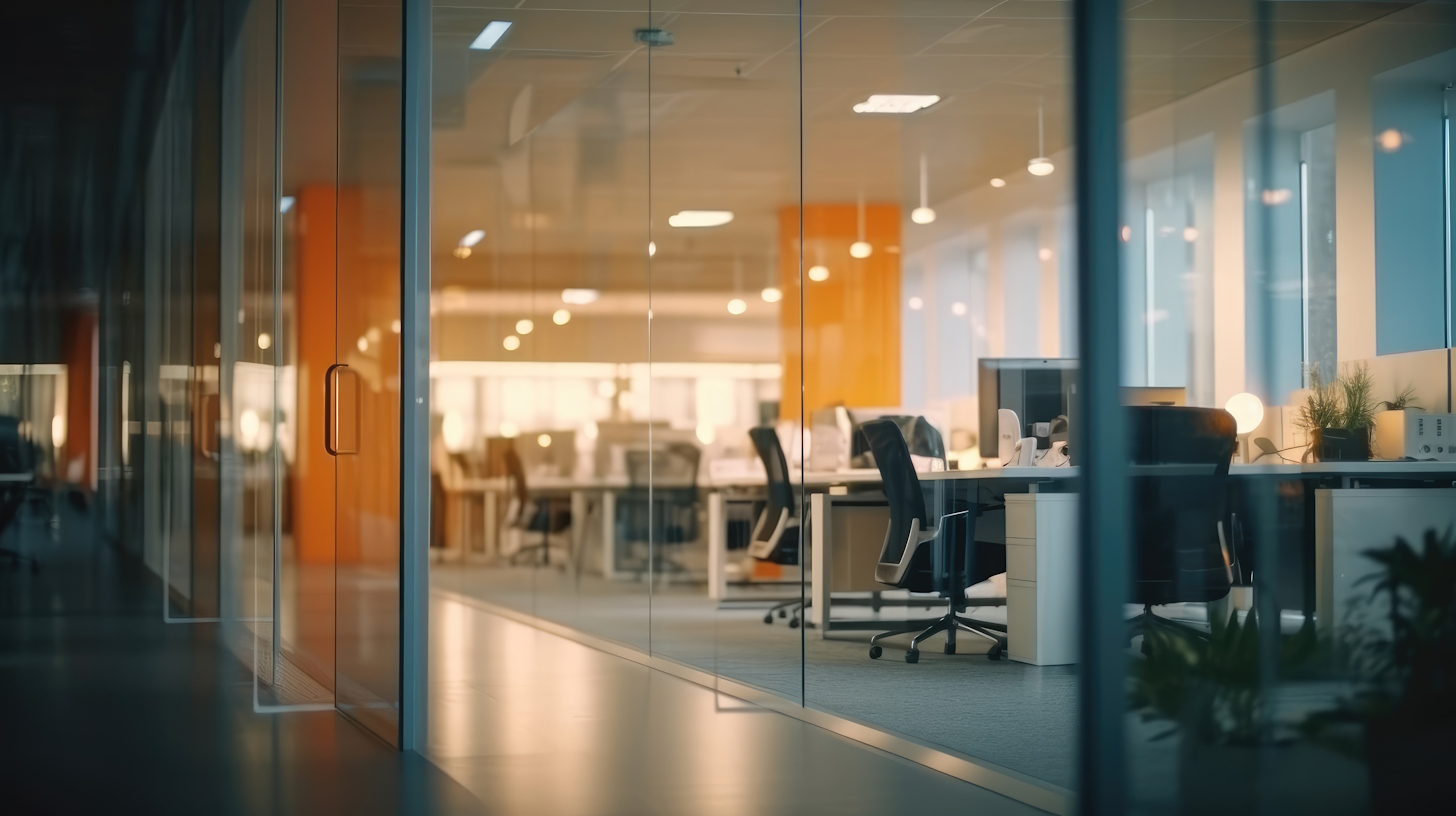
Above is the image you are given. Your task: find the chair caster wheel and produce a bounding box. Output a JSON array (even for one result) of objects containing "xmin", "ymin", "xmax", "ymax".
[
  {"xmin": 944, "ymin": 642, "xmax": 956, "ymax": 655},
  {"xmin": 763, "ymin": 614, "xmax": 774, "ymax": 625},
  {"xmin": 778, "ymin": 609, "xmax": 787, "ymax": 618},
  {"xmin": 869, "ymin": 645, "xmax": 882, "ymax": 659},
  {"xmin": 788, "ymin": 617, "xmax": 800, "ymax": 629},
  {"xmin": 905, "ymin": 650, "xmax": 920, "ymax": 664},
  {"xmin": 987, "ymin": 643, "xmax": 1003, "ymax": 661}
]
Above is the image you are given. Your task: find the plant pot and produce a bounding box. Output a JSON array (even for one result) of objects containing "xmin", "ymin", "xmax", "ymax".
[
  {"xmin": 1312, "ymin": 426, "xmax": 1369, "ymax": 461},
  {"xmin": 1365, "ymin": 715, "xmax": 1455, "ymax": 815}
]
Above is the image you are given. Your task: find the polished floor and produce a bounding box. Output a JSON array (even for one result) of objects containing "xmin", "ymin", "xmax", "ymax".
[
  {"xmin": 2, "ymin": 501, "xmax": 1043, "ymax": 815},
  {"xmin": 426, "ymin": 591, "xmax": 1046, "ymax": 815},
  {"xmin": 433, "ymin": 562, "xmax": 1080, "ymax": 789}
]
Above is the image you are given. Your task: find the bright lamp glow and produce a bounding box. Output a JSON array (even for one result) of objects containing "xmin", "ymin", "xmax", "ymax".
[
  {"xmin": 1224, "ymin": 392, "xmax": 1265, "ymax": 435},
  {"xmin": 950, "ymin": 301, "xmax": 968, "ymax": 317},
  {"xmin": 502, "ymin": 335, "xmax": 521, "ymax": 351},
  {"xmin": 356, "ymin": 336, "xmax": 368, "ymax": 352},
  {"xmin": 911, "ymin": 206, "xmax": 936, "ymax": 225},
  {"xmin": 442, "ymin": 411, "xmax": 467, "ymax": 452},
  {"xmin": 668, "ymin": 210, "xmax": 734, "ymax": 228},
  {"xmin": 499, "ymin": 421, "xmax": 519, "ymax": 439},
  {"xmin": 469, "ymin": 21, "xmax": 512, "ymax": 51},
  {"xmin": 990, "ymin": 178, "xmax": 1007, "ymax": 188},
  {"xmin": 552, "ymin": 309, "xmax": 571, "ymax": 325},
  {"xmin": 852, "ymin": 94, "xmax": 941, "ymax": 114},
  {"xmin": 257, "ymin": 333, "xmax": 272, "ymax": 350},
  {"xmin": 760, "ymin": 286, "xmax": 782, "ymax": 303},
  {"xmin": 726, "ymin": 298, "xmax": 747, "ymax": 315},
  {"xmin": 537, "ymin": 433, "xmax": 552, "ymax": 448},
  {"xmin": 1028, "ymin": 157, "xmax": 1055, "ymax": 176},
  {"xmin": 696, "ymin": 423, "xmax": 716, "ymax": 445},
  {"xmin": 1038, "ymin": 248, "xmax": 1053, "ymax": 261},
  {"xmin": 648, "ymin": 241, "xmax": 657, "ymax": 257},
  {"xmin": 461, "ymin": 229, "xmax": 486, "ymax": 248},
  {"xmin": 908, "ymin": 297, "xmax": 924, "ymax": 310},
  {"xmin": 453, "ymin": 247, "xmax": 471, "ymax": 259},
  {"xmin": 516, "ymin": 318, "xmax": 534, "ymax": 335},
  {"xmin": 850, "ymin": 241, "xmax": 872, "ymax": 259},
  {"xmin": 561, "ymin": 288, "xmax": 599, "ymax": 305},
  {"xmin": 808, "ymin": 265, "xmax": 829, "ymax": 282}
]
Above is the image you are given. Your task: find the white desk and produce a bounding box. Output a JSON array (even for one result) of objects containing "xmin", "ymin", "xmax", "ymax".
[
  {"xmin": 457, "ymin": 474, "xmax": 628, "ymax": 576},
  {"xmin": 803, "ymin": 460, "xmax": 1456, "ymax": 666}
]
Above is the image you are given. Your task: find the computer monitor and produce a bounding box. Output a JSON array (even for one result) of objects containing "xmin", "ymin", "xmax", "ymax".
[
  {"xmin": 978, "ymin": 358, "xmax": 1078, "ymax": 458},
  {"xmin": 1122, "ymin": 386, "xmax": 1187, "ymax": 407}
]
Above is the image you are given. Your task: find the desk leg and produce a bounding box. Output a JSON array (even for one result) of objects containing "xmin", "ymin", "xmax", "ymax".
[
  {"xmin": 708, "ymin": 491, "xmax": 726, "ymax": 602},
  {"xmin": 810, "ymin": 493, "xmax": 831, "ymax": 637},
  {"xmin": 601, "ymin": 490, "xmax": 617, "ymax": 580},
  {"xmin": 570, "ymin": 489, "xmax": 588, "ymax": 577},
  {"xmin": 483, "ymin": 489, "xmax": 498, "ymax": 561}
]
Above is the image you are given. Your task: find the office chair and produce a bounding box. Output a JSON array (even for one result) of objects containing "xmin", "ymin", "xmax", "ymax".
[
  {"xmin": 747, "ymin": 427, "xmax": 807, "ymax": 627},
  {"xmin": 1125, "ymin": 405, "xmax": 1239, "ymax": 650},
  {"xmin": 1, "ymin": 416, "xmax": 40, "ymax": 572},
  {"xmin": 620, "ymin": 443, "xmax": 701, "ymax": 580},
  {"xmin": 861, "ymin": 419, "xmax": 1008, "ymax": 663},
  {"xmin": 503, "ymin": 446, "xmax": 572, "ymax": 567}
]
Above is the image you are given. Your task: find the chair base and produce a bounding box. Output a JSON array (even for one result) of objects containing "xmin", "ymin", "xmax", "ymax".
[
  {"xmin": 763, "ymin": 598, "xmax": 811, "ymax": 629},
  {"xmin": 867, "ymin": 599, "xmax": 1006, "ymax": 662},
  {"xmin": 1127, "ymin": 604, "xmax": 1210, "ymax": 655}
]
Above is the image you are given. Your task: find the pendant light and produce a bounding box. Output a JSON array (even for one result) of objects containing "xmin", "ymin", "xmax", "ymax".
[
  {"xmin": 727, "ymin": 256, "xmax": 747, "ymax": 315},
  {"xmin": 1028, "ymin": 99, "xmax": 1055, "ymax": 177},
  {"xmin": 911, "ymin": 154, "xmax": 936, "ymax": 224},
  {"xmin": 850, "ymin": 192, "xmax": 873, "ymax": 258},
  {"xmin": 761, "ymin": 243, "xmax": 782, "ymax": 303}
]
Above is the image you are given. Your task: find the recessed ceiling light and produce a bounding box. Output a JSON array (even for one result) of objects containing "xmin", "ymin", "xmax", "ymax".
[
  {"xmin": 726, "ymin": 298, "xmax": 747, "ymax": 315},
  {"xmin": 460, "ymin": 229, "xmax": 486, "ymax": 247},
  {"xmin": 502, "ymin": 335, "xmax": 521, "ymax": 351},
  {"xmin": 470, "ymin": 21, "xmax": 512, "ymax": 51},
  {"xmin": 561, "ymin": 288, "xmax": 599, "ymax": 305},
  {"xmin": 850, "ymin": 241, "xmax": 872, "ymax": 259},
  {"xmin": 516, "ymin": 318, "xmax": 534, "ymax": 335},
  {"xmin": 760, "ymin": 287, "xmax": 783, "ymax": 303},
  {"xmin": 852, "ymin": 94, "xmax": 941, "ymax": 115},
  {"xmin": 990, "ymin": 178, "xmax": 1006, "ymax": 188},
  {"xmin": 668, "ymin": 210, "xmax": 734, "ymax": 228},
  {"xmin": 552, "ymin": 309, "xmax": 571, "ymax": 325},
  {"xmin": 808, "ymin": 265, "xmax": 829, "ymax": 282}
]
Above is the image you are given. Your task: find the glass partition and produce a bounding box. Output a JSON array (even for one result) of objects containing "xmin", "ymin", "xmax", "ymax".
[{"xmin": 1117, "ymin": 3, "xmax": 1456, "ymax": 813}]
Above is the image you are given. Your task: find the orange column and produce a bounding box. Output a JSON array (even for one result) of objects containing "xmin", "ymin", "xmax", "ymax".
[
  {"xmin": 292, "ymin": 184, "xmax": 337, "ymax": 564},
  {"xmin": 778, "ymin": 204, "xmax": 901, "ymax": 420}
]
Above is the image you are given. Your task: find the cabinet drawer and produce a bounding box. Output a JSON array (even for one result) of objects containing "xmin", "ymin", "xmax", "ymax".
[
  {"xmin": 1006, "ymin": 499, "xmax": 1036, "ymax": 538},
  {"xmin": 1007, "ymin": 583, "xmax": 1037, "ymax": 662},
  {"xmin": 1006, "ymin": 542, "xmax": 1036, "ymax": 582}
]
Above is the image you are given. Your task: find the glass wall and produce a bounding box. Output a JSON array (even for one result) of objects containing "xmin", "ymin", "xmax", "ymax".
[{"xmin": 426, "ymin": 0, "xmax": 1456, "ymax": 809}]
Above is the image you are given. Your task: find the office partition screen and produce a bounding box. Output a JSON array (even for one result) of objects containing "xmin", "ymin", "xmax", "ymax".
[{"xmin": 421, "ymin": 1, "xmax": 1456, "ymax": 812}]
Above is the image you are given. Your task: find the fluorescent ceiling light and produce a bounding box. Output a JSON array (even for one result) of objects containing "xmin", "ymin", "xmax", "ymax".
[
  {"xmin": 668, "ymin": 210, "xmax": 734, "ymax": 228},
  {"xmin": 852, "ymin": 94, "xmax": 940, "ymax": 115},
  {"xmin": 279, "ymin": 196, "xmax": 295, "ymax": 213},
  {"xmin": 561, "ymin": 288, "xmax": 600, "ymax": 305},
  {"xmin": 470, "ymin": 21, "xmax": 512, "ymax": 51},
  {"xmin": 460, "ymin": 229, "xmax": 486, "ymax": 247}
]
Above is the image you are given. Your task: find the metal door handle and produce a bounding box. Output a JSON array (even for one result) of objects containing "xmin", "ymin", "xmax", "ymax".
[{"xmin": 325, "ymin": 363, "xmax": 358, "ymax": 456}]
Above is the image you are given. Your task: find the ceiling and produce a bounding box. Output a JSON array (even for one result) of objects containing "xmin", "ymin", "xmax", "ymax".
[{"xmin": 430, "ymin": 0, "xmax": 1417, "ymax": 294}]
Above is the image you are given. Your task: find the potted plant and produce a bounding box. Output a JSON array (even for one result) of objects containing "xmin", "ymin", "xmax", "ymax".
[
  {"xmin": 1130, "ymin": 612, "xmax": 1322, "ymax": 813},
  {"xmin": 1311, "ymin": 529, "xmax": 1456, "ymax": 815},
  {"xmin": 1297, "ymin": 364, "xmax": 1376, "ymax": 461}
]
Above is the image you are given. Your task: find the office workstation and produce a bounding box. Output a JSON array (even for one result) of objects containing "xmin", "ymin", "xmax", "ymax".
[{"xmin": 414, "ymin": 3, "xmax": 1456, "ymax": 808}]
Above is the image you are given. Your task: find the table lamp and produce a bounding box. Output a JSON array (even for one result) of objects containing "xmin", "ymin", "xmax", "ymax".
[{"xmin": 1223, "ymin": 392, "xmax": 1264, "ymax": 463}]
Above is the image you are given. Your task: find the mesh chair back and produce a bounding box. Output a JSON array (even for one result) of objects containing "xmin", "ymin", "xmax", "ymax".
[
  {"xmin": 1127, "ymin": 406, "xmax": 1237, "ymax": 606},
  {"xmin": 852, "ymin": 414, "xmax": 945, "ymax": 468},
  {"xmin": 862, "ymin": 419, "xmax": 930, "ymax": 568},
  {"xmin": 748, "ymin": 427, "xmax": 794, "ymax": 526}
]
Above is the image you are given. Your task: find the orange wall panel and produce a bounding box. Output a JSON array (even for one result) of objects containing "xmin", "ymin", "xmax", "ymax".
[{"xmin": 778, "ymin": 204, "xmax": 901, "ymax": 419}]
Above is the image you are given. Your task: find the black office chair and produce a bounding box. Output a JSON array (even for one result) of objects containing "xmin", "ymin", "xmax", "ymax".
[
  {"xmin": 1126, "ymin": 405, "xmax": 1239, "ymax": 649},
  {"xmin": 619, "ymin": 443, "xmax": 701, "ymax": 579},
  {"xmin": 861, "ymin": 418, "xmax": 1007, "ymax": 663},
  {"xmin": 1, "ymin": 416, "xmax": 41, "ymax": 572},
  {"xmin": 503, "ymin": 445, "xmax": 572, "ymax": 567},
  {"xmin": 850, "ymin": 413, "xmax": 945, "ymax": 469},
  {"xmin": 747, "ymin": 427, "xmax": 807, "ymax": 627}
]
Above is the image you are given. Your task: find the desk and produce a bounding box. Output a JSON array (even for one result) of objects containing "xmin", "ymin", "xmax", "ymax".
[
  {"xmin": 457, "ymin": 475, "xmax": 628, "ymax": 576},
  {"xmin": 803, "ymin": 460, "xmax": 1456, "ymax": 666}
]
